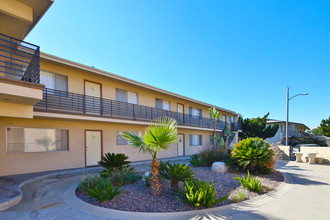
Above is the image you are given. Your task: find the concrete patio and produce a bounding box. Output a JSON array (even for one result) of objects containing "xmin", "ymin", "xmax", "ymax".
[{"xmin": 0, "ymin": 160, "xmax": 329, "ymax": 220}]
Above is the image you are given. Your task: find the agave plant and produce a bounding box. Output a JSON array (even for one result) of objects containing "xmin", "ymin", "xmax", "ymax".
[
  {"xmin": 177, "ymin": 179, "xmax": 230, "ymax": 208},
  {"xmin": 230, "ymin": 137, "xmax": 274, "ymax": 174},
  {"xmin": 159, "ymin": 163, "xmax": 194, "ymax": 189},
  {"xmin": 98, "ymin": 153, "xmax": 131, "ymax": 171},
  {"xmin": 121, "ymin": 116, "xmax": 178, "ymax": 196}
]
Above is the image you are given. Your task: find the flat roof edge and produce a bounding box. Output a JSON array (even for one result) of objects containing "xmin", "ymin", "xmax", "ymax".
[{"xmin": 40, "ymin": 52, "xmax": 241, "ymax": 116}]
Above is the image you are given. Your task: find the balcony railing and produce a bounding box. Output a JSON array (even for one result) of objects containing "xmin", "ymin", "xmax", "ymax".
[
  {"xmin": 35, "ymin": 88, "xmax": 241, "ymax": 131},
  {"xmin": 0, "ymin": 33, "xmax": 40, "ymax": 83}
]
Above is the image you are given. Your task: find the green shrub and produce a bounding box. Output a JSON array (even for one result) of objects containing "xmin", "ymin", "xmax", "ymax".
[
  {"xmin": 159, "ymin": 160, "xmax": 170, "ymax": 173},
  {"xmin": 101, "ymin": 167, "xmax": 141, "ymax": 184},
  {"xmin": 87, "ymin": 180, "xmax": 122, "ymax": 202},
  {"xmin": 229, "ymin": 137, "xmax": 274, "ymax": 174},
  {"xmin": 159, "ymin": 163, "xmax": 194, "ymax": 189},
  {"xmin": 78, "ymin": 175, "xmax": 106, "ymax": 193},
  {"xmin": 234, "ymin": 170, "xmax": 262, "ymax": 193},
  {"xmin": 199, "ymin": 147, "xmax": 229, "ymax": 167},
  {"xmin": 142, "ymin": 174, "xmax": 150, "ymax": 187},
  {"xmin": 98, "ymin": 153, "xmax": 131, "ymax": 171},
  {"xmin": 231, "ymin": 190, "xmax": 247, "ymax": 203},
  {"xmin": 177, "ymin": 179, "xmax": 230, "ymax": 208},
  {"xmin": 189, "ymin": 154, "xmax": 204, "ymax": 167}
]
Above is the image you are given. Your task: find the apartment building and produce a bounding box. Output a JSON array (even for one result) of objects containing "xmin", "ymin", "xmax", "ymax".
[{"xmin": 0, "ymin": 0, "xmax": 240, "ymax": 176}]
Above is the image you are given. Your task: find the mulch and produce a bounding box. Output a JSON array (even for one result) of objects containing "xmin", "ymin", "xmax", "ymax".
[{"xmin": 75, "ymin": 167, "xmax": 284, "ymax": 212}]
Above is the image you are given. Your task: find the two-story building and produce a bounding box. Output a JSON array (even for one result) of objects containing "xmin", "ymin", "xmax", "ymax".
[
  {"xmin": 0, "ymin": 0, "xmax": 240, "ymax": 176},
  {"xmin": 265, "ymin": 119, "xmax": 310, "ymax": 145}
]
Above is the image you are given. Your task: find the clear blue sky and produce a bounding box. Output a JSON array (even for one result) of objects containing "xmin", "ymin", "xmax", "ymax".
[{"xmin": 26, "ymin": 0, "xmax": 330, "ymax": 129}]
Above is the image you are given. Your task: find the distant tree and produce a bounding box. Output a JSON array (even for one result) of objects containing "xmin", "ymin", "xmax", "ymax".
[
  {"xmin": 320, "ymin": 117, "xmax": 330, "ymax": 137},
  {"xmin": 238, "ymin": 113, "xmax": 279, "ymax": 140},
  {"xmin": 309, "ymin": 126, "xmax": 322, "ymax": 136}
]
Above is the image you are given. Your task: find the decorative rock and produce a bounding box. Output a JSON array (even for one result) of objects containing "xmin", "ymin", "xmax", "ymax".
[
  {"xmin": 211, "ymin": 162, "xmax": 228, "ymax": 173},
  {"xmin": 142, "ymin": 171, "xmax": 151, "ymax": 181}
]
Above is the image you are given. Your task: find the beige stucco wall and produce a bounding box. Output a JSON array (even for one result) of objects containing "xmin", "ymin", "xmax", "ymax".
[
  {"xmin": 0, "ymin": 101, "xmax": 33, "ymax": 118},
  {"xmin": 0, "ymin": 117, "xmax": 212, "ymax": 176},
  {"xmin": 40, "ymin": 59, "xmax": 237, "ymax": 121},
  {"xmin": 300, "ymin": 146, "xmax": 330, "ymax": 164}
]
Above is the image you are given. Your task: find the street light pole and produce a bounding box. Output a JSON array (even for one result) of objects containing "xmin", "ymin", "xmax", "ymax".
[
  {"xmin": 286, "ymin": 87, "xmax": 309, "ymax": 160},
  {"xmin": 286, "ymin": 87, "xmax": 289, "ymax": 146}
]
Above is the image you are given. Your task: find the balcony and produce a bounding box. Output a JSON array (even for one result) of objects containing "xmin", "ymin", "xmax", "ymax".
[
  {"xmin": 0, "ymin": 33, "xmax": 40, "ymax": 83},
  {"xmin": 35, "ymin": 88, "xmax": 241, "ymax": 131},
  {"xmin": 0, "ymin": 33, "xmax": 43, "ymax": 118}
]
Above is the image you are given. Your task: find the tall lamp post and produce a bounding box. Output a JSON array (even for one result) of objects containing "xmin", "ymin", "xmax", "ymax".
[{"xmin": 286, "ymin": 87, "xmax": 309, "ymax": 160}]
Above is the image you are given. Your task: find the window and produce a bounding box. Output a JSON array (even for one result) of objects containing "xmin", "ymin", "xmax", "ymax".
[
  {"xmin": 6, "ymin": 127, "xmax": 69, "ymax": 153},
  {"xmin": 228, "ymin": 116, "xmax": 234, "ymax": 123},
  {"xmin": 40, "ymin": 70, "xmax": 68, "ymax": 91},
  {"xmin": 189, "ymin": 134, "xmax": 202, "ymax": 146},
  {"xmin": 189, "ymin": 107, "xmax": 202, "ymax": 119},
  {"xmin": 116, "ymin": 89, "xmax": 138, "ymax": 104},
  {"xmin": 116, "ymin": 131, "xmax": 128, "ymax": 145},
  {"xmin": 155, "ymin": 98, "xmax": 170, "ymax": 110}
]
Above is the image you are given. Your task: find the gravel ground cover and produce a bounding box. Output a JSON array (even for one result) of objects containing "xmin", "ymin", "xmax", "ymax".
[{"xmin": 76, "ymin": 167, "xmax": 283, "ymax": 212}]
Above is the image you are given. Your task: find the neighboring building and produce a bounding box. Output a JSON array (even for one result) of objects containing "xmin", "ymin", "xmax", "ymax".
[
  {"xmin": 0, "ymin": 0, "xmax": 240, "ymax": 176},
  {"xmin": 265, "ymin": 119, "xmax": 310, "ymax": 145}
]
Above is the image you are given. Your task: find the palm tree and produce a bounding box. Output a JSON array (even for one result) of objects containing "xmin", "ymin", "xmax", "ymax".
[
  {"xmin": 121, "ymin": 116, "xmax": 178, "ymax": 196},
  {"xmin": 209, "ymin": 106, "xmax": 223, "ymax": 148}
]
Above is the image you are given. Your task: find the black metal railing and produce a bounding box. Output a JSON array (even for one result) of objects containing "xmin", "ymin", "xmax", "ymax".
[
  {"xmin": 0, "ymin": 33, "xmax": 40, "ymax": 83},
  {"xmin": 35, "ymin": 88, "xmax": 241, "ymax": 131}
]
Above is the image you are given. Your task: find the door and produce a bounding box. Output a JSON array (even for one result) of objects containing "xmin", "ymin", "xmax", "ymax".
[
  {"xmin": 84, "ymin": 81, "xmax": 102, "ymax": 114},
  {"xmin": 85, "ymin": 130, "xmax": 102, "ymax": 166},
  {"xmin": 178, "ymin": 134, "xmax": 184, "ymax": 156},
  {"xmin": 177, "ymin": 103, "xmax": 184, "ymax": 124}
]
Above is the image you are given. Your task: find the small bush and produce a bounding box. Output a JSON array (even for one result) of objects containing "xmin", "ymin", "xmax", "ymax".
[
  {"xmin": 189, "ymin": 154, "xmax": 204, "ymax": 167},
  {"xmin": 101, "ymin": 167, "xmax": 141, "ymax": 184},
  {"xmin": 199, "ymin": 147, "xmax": 229, "ymax": 167},
  {"xmin": 231, "ymin": 190, "xmax": 247, "ymax": 203},
  {"xmin": 98, "ymin": 153, "xmax": 131, "ymax": 171},
  {"xmin": 229, "ymin": 138, "xmax": 274, "ymax": 174},
  {"xmin": 177, "ymin": 179, "xmax": 230, "ymax": 208},
  {"xmin": 159, "ymin": 163, "xmax": 194, "ymax": 189},
  {"xmin": 142, "ymin": 174, "xmax": 150, "ymax": 187},
  {"xmin": 234, "ymin": 170, "xmax": 262, "ymax": 193},
  {"xmin": 87, "ymin": 180, "xmax": 122, "ymax": 202},
  {"xmin": 78, "ymin": 175, "xmax": 106, "ymax": 193},
  {"xmin": 159, "ymin": 160, "xmax": 170, "ymax": 173}
]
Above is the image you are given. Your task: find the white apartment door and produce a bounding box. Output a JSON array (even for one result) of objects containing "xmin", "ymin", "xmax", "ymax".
[
  {"xmin": 84, "ymin": 81, "xmax": 102, "ymax": 114},
  {"xmin": 177, "ymin": 103, "xmax": 184, "ymax": 124},
  {"xmin": 178, "ymin": 134, "xmax": 184, "ymax": 156},
  {"xmin": 85, "ymin": 130, "xmax": 102, "ymax": 166}
]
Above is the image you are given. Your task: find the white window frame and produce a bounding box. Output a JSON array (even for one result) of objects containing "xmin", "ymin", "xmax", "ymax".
[{"xmin": 116, "ymin": 88, "xmax": 138, "ymax": 104}]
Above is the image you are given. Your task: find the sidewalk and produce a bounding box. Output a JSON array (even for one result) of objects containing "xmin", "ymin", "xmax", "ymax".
[{"xmin": 0, "ymin": 160, "xmax": 329, "ymax": 219}]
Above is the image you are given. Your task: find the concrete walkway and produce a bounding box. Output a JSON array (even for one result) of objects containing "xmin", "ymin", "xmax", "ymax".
[{"xmin": 0, "ymin": 161, "xmax": 329, "ymax": 220}]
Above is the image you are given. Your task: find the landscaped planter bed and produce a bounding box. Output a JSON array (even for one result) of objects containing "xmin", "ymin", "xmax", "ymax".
[{"xmin": 75, "ymin": 167, "xmax": 283, "ymax": 212}]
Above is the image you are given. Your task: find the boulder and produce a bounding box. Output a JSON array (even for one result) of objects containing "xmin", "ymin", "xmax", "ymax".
[
  {"xmin": 142, "ymin": 171, "xmax": 151, "ymax": 181},
  {"xmin": 211, "ymin": 162, "xmax": 228, "ymax": 173}
]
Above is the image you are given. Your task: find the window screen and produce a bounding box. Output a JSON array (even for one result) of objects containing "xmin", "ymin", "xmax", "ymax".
[
  {"xmin": 116, "ymin": 132, "xmax": 128, "ymax": 145},
  {"xmin": 40, "ymin": 70, "xmax": 68, "ymax": 91},
  {"xmin": 7, "ymin": 128, "xmax": 69, "ymax": 153},
  {"xmin": 155, "ymin": 98, "xmax": 170, "ymax": 110},
  {"xmin": 116, "ymin": 89, "xmax": 138, "ymax": 104},
  {"xmin": 189, "ymin": 135, "xmax": 202, "ymax": 146},
  {"xmin": 189, "ymin": 107, "xmax": 202, "ymax": 119}
]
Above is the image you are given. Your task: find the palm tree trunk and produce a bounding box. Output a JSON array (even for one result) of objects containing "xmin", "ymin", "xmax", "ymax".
[{"xmin": 150, "ymin": 157, "xmax": 162, "ymax": 196}]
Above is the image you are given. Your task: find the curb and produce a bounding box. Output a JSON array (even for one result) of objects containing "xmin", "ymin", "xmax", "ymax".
[
  {"xmin": 0, "ymin": 157, "xmax": 189, "ymax": 211},
  {"xmin": 0, "ymin": 167, "xmax": 100, "ymax": 211},
  {"xmin": 62, "ymin": 169, "xmax": 294, "ymax": 219}
]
